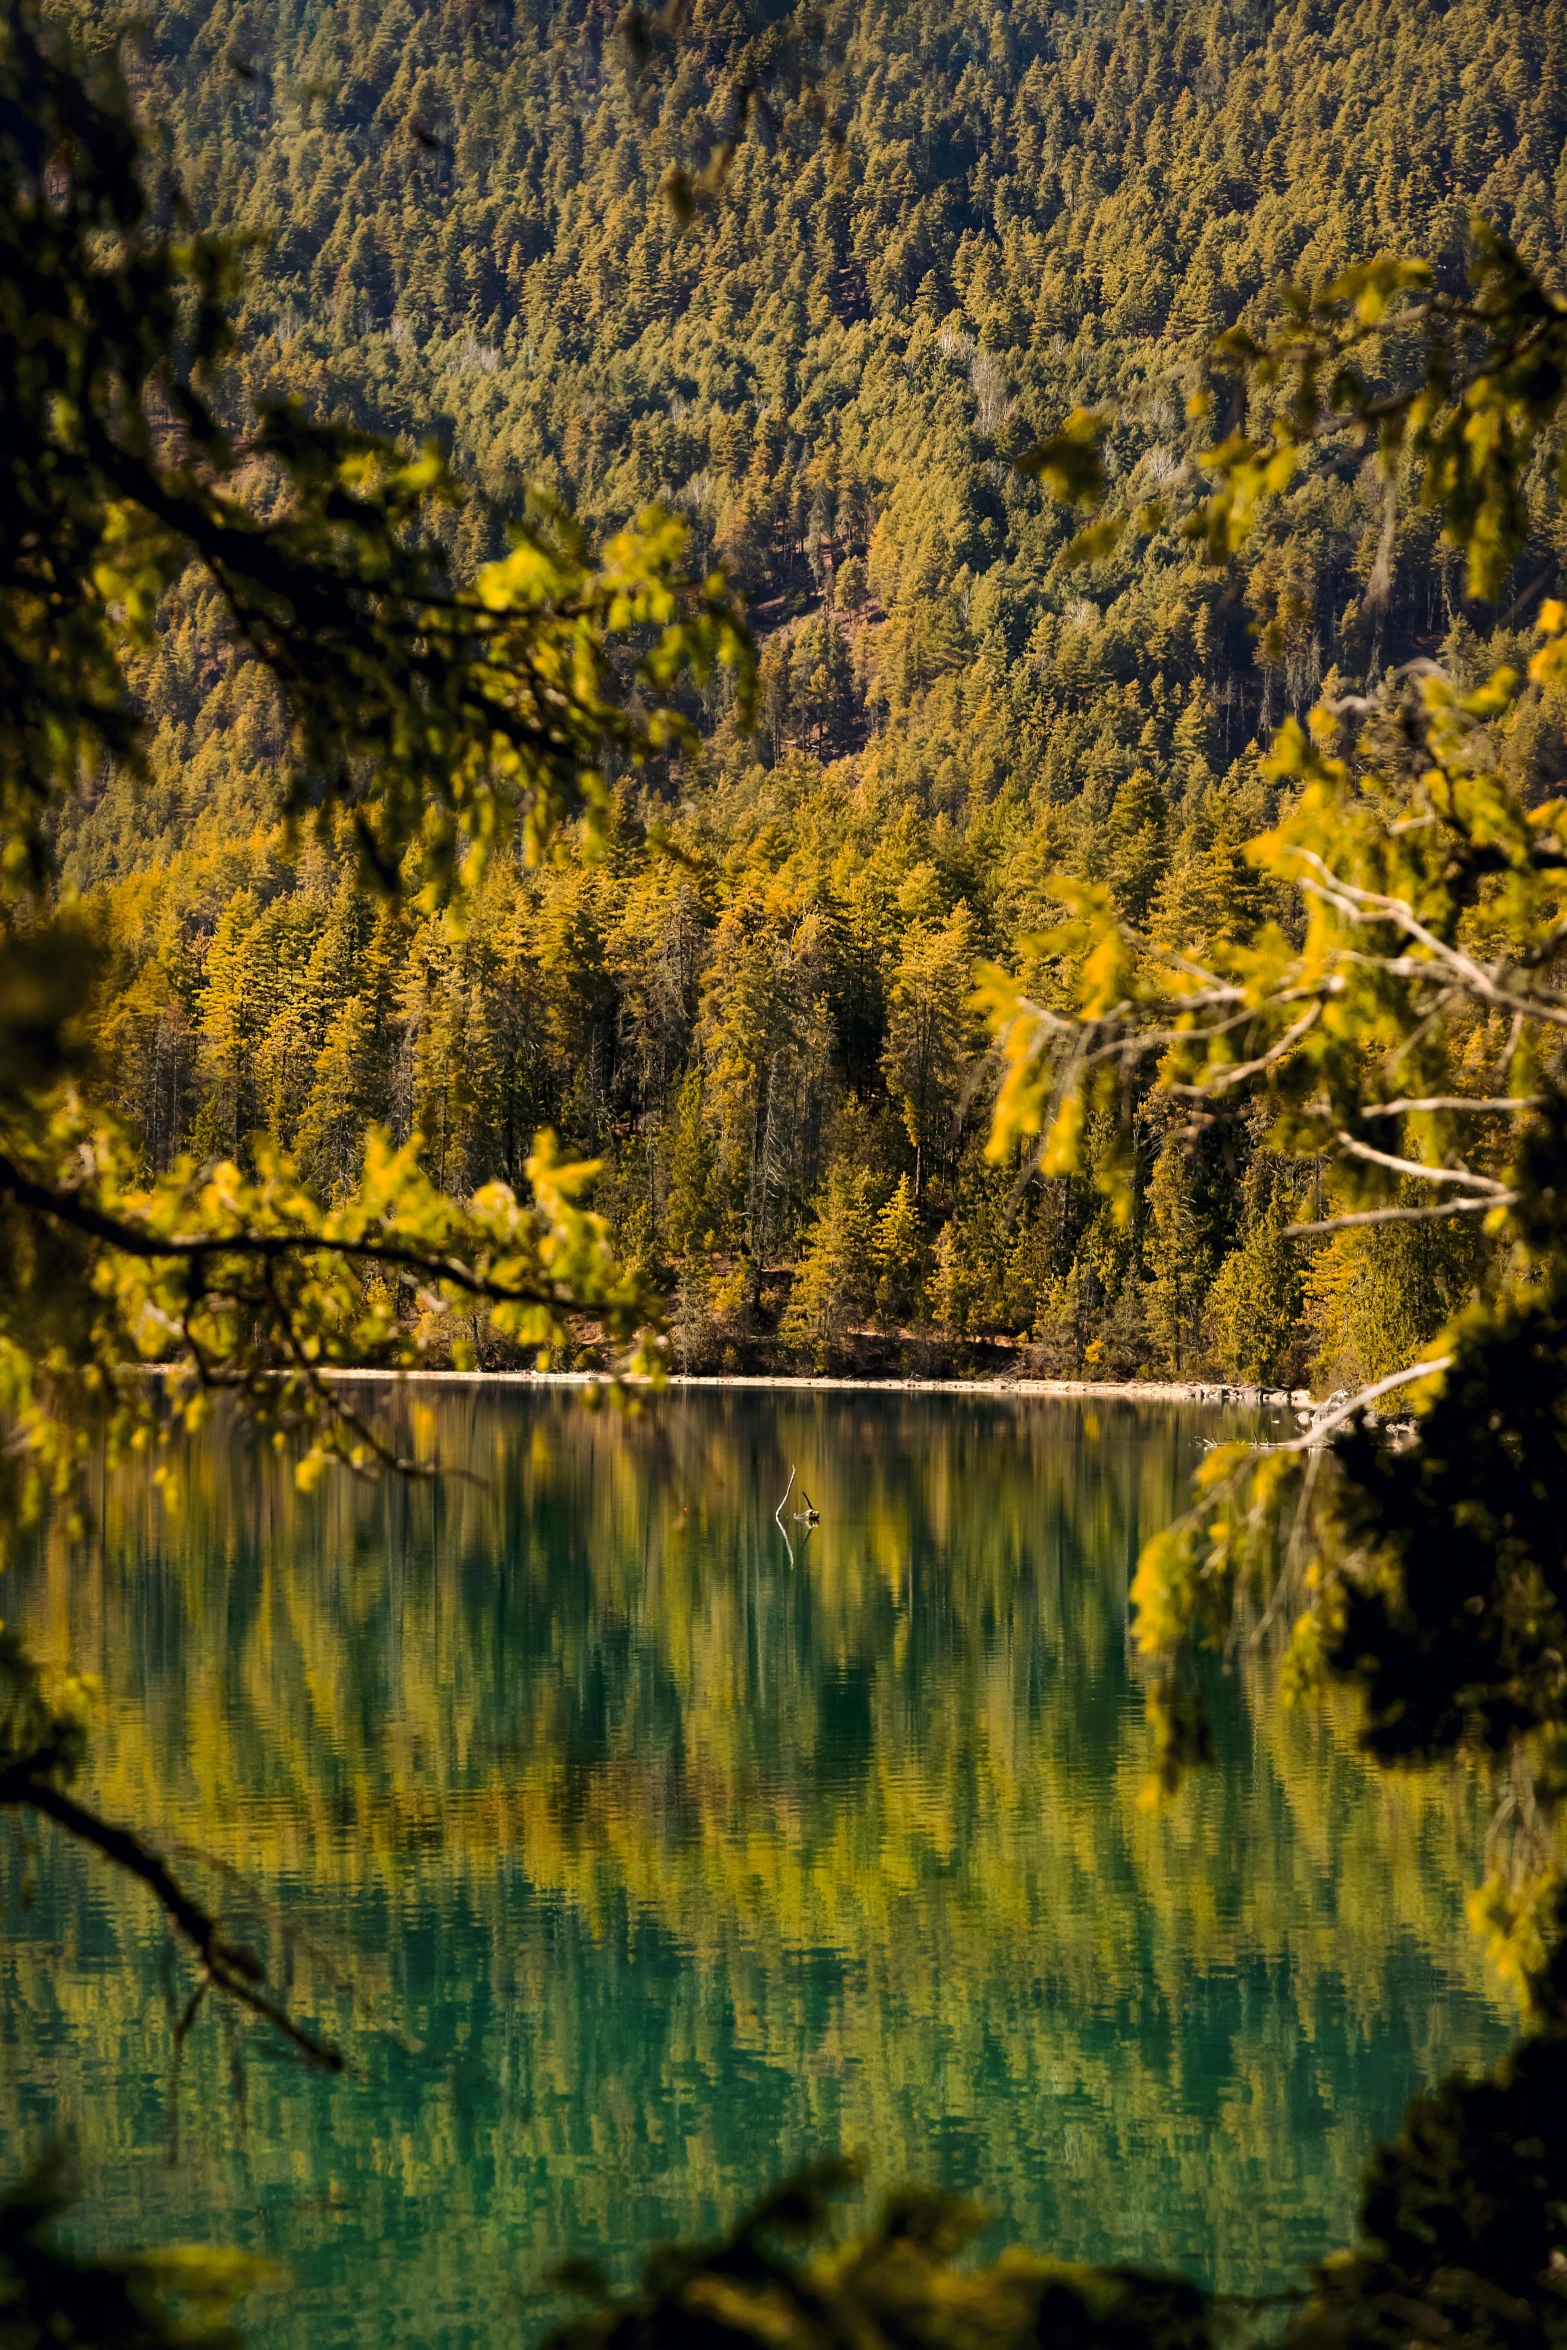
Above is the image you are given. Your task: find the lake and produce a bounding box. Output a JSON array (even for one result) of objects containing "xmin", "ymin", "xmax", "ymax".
[{"xmin": 0, "ymin": 1386, "xmax": 1510, "ymax": 2347}]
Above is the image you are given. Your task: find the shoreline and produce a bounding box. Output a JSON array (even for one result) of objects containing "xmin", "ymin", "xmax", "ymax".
[{"xmin": 313, "ymin": 1367, "xmax": 1310, "ymax": 1409}]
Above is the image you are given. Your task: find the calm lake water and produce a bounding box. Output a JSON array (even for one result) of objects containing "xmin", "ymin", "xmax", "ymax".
[{"xmin": 0, "ymin": 1387, "xmax": 1510, "ymax": 2346}]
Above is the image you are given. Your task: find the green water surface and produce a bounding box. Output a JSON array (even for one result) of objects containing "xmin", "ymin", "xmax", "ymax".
[{"xmin": 0, "ymin": 1388, "xmax": 1511, "ymax": 2345}]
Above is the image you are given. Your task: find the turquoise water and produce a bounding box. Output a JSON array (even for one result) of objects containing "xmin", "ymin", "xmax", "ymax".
[{"xmin": 0, "ymin": 1388, "xmax": 1510, "ymax": 2346}]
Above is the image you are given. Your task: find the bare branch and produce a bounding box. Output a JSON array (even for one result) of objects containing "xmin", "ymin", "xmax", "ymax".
[
  {"xmin": 1170, "ymin": 1002, "xmax": 1324, "ymax": 1100},
  {"xmin": 1334, "ymin": 1133, "xmax": 1511, "ymax": 1193},
  {"xmin": 1149, "ymin": 947, "xmax": 1243, "ymax": 997},
  {"xmin": 1360, "ymin": 1096, "xmax": 1544, "ymax": 1117},
  {"xmin": 1290, "ymin": 854, "xmax": 1567, "ymax": 1028},
  {"xmin": 2, "ymin": 1771, "xmax": 343, "ymax": 2071},
  {"xmin": 1287, "ymin": 1194, "xmax": 1512, "ymax": 1237},
  {"xmin": 1258, "ymin": 1357, "xmax": 1455, "ymax": 1453}
]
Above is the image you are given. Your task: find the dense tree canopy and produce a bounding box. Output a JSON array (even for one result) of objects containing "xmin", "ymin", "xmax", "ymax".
[
  {"xmin": 10, "ymin": 1, "xmax": 1567, "ymax": 2347},
  {"xmin": 43, "ymin": 0, "xmax": 1567, "ymax": 1388}
]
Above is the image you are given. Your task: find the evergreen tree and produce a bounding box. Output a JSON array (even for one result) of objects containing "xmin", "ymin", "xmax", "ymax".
[
  {"xmin": 1206, "ymin": 1156, "xmax": 1308, "ymax": 1390},
  {"xmin": 1145, "ymin": 1141, "xmax": 1214, "ymax": 1380},
  {"xmin": 882, "ymin": 905, "xmax": 977, "ymax": 1195},
  {"xmin": 665, "ymin": 1065, "xmax": 715, "ymax": 1260},
  {"xmin": 782, "ymin": 1159, "xmax": 875, "ymax": 1365},
  {"xmin": 872, "ymin": 1172, "xmax": 922, "ymax": 1324}
]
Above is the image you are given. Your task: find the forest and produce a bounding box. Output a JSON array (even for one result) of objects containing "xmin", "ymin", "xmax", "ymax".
[
  {"xmin": 8, "ymin": 1, "xmax": 1567, "ymax": 2348},
  {"xmin": 49, "ymin": 0, "xmax": 1567, "ymax": 1389}
]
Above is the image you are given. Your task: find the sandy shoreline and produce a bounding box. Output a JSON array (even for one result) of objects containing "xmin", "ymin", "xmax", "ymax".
[{"xmin": 314, "ymin": 1366, "xmax": 1310, "ymax": 1410}]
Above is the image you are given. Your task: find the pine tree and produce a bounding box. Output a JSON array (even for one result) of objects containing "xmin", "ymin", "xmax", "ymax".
[
  {"xmin": 872, "ymin": 1172, "xmax": 923, "ymax": 1323},
  {"xmin": 191, "ymin": 889, "xmax": 262, "ymax": 1160},
  {"xmin": 665, "ymin": 1066, "xmax": 715, "ymax": 1260},
  {"xmin": 925, "ymin": 1219, "xmax": 973, "ymax": 1337},
  {"xmin": 782, "ymin": 1159, "xmax": 875, "ymax": 1366},
  {"xmin": 882, "ymin": 905, "xmax": 976, "ymax": 1194},
  {"xmin": 295, "ymin": 993, "xmax": 380, "ymax": 1201},
  {"xmin": 1206, "ymin": 1157, "xmax": 1308, "ymax": 1389},
  {"xmin": 1144, "ymin": 1140, "xmax": 1213, "ymax": 1379}
]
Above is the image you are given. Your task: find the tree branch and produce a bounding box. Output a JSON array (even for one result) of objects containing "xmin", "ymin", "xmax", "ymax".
[
  {"xmin": 1, "ymin": 1771, "xmax": 343, "ymax": 2071},
  {"xmin": 1170, "ymin": 1002, "xmax": 1324, "ymax": 1099},
  {"xmin": 1291, "ymin": 854, "xmax": 1567, "ymax": 1028},
  {"xmin": 0, "ymin": 1150, "xmax": 570, "ymax": 1311},
  {"xmin": 1334, "ymin": 1133, "xmax": 1511, "ymax": 1193},
  {"xmin": 1287, "ymin": 1194, "xmax": 1511, "ymax": 1236},
  {"xmin": 1359, "ymin": 1096, "xmax": 1544, "ymax": 1117},
  {"xmin": 1259, "ymin": 1357, "xmax": 1455, "ymax": 1453}
]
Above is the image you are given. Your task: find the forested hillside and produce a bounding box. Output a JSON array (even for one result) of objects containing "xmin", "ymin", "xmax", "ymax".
[{"xmin": 59, "ymin": 0, "xmax": 1567, "ymax": 1385}]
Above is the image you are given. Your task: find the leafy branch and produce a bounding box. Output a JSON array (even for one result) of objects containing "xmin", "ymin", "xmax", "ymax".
[
  {"xmin": 984, "ymin": 466, "xmax": 1567, "ymax": 1893},
  {"xmin": 0, "ymin": 1109, "xmax": 661, "ymax": 1510},
  {"xmin": 0, "ymin": 0, "xmax": 754, "ymax": 902},
  {"xmin": 1018, "ymin": 227, "xmax": 1567, "ymax": 605}
]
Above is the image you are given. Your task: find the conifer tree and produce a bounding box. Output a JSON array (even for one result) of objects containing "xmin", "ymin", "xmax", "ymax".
[
  {"xmin": 1144, "ymin": 1141, "xmax": 1213, "ymax": 1380},
  {"xmin": 665, "ymin": 1065, "xmax": 715, "ymax": 1261},
  {"xmin": 872, "ymin": 1172, "xmax": 922, "ymax": 1324},
  {"xmin": 882, "ymin": 906, "xmax": 976, "ymax": 1195},
  {"xmin": 1205, "ymin": 1156, "xmax": 1307, "ymax": 1389},
  {"xmin": 782, "ymin": 1159, "xmax": 874, "ymax": 1366}
]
